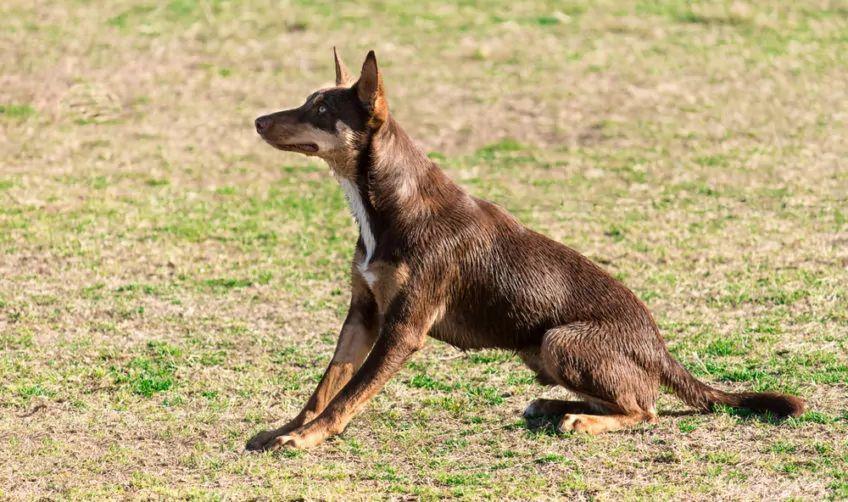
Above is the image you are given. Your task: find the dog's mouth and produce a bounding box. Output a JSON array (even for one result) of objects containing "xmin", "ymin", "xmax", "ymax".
[{"xmin": 270, "ymin": 142, "xmax": 319, "ymax": 153}]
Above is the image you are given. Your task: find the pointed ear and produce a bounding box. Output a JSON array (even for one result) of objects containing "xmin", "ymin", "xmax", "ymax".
[
  {"xmin": 355, "ymin": 50, "xmax": 388, "ymax": 124},
  {"xmin": 333, "ymin": 46, "xmax": 351, "ymax": 86}
]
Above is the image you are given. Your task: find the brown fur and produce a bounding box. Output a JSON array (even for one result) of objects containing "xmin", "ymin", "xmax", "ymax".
[
  {"xmin": 246, "ymin": 49, "xmax": 806, "ymax": 451},
  {"xmin": 365, "ymin": 259, "xmax": 410, "ymax": 313}
]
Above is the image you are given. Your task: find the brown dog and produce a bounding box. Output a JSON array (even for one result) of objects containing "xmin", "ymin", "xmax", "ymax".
[{"xmin": 246, "ymin": 49, "xmax": 805, "ymax": 451}]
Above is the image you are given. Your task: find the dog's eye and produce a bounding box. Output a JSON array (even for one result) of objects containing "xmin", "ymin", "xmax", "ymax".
[{"xmin": 318, "ymin": 105, "xmax": 327, "ymax": 114}]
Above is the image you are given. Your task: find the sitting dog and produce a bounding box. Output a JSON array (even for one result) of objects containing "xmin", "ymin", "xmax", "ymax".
[{"xmin": 246, "ymin": 48, "xmax": 805, "ymax": 451}]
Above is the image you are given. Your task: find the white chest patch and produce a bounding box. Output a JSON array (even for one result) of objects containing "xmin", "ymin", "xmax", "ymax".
[{"xmin": 338, "ymin": 178, "xmax": 377, "ymax": 288}]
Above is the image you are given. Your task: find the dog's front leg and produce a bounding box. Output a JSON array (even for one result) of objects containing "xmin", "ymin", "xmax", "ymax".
[
  {"xmin": 246, "ymin": 281, "xmax": 378, "ymax": 451},
  {"xmin": 267, "ymin": 297, "xmax": 436, "ymax": 450}
]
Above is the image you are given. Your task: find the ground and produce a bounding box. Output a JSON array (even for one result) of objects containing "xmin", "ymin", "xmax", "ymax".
[{"xmin": 1, "ymin": 0, "xmax": 847, "ymax": 499}]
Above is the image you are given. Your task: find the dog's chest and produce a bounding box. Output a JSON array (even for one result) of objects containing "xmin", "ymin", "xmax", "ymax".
[
  {"xmin": 339, "ymin": 178, "xmax": 407, "ymax": 307},
  {"xmin": 339, "ymin": 178, "xmax": 377, "ymax": 284}
]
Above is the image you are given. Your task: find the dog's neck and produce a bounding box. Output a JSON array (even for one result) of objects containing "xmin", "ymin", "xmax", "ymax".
[
  {"xmin": 367, "ymin": 117, "xmax": 432, "ymax": 207},
  {"xmin": 328, "ymin": 116, "xmax": 466, "ymax": 259}
]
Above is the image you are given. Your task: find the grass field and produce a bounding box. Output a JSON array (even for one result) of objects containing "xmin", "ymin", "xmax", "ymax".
[{"xmin": 1, "ymin": 0, "xmax": 847, "ymax": 499}]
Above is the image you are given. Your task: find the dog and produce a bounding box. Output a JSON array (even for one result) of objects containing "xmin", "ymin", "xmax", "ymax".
[{"xmin": 246, "ymin": 48, "xmax": 805, "ymax": 451}]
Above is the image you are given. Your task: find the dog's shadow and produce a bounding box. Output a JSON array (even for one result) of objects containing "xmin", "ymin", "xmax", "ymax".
[
  {"xmin": 521, "ymin": 415, "xmax": 659, "ymax": 437},
  {"xmin": 518, "ymin": 408, "xmax": 786, "ymax": 436},
  {"xmin": 521, "ymin": 416, "xmax": 562, "ymax": 436}
]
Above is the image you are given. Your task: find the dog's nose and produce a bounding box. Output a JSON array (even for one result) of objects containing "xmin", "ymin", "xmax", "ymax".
[{"xmin": 255, "ymin": 116, "xmax": 271, "ymax": 133}]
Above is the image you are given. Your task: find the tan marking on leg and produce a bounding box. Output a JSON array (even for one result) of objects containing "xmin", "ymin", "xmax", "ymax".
[
  {"xmin": 301, "ymin": 320, "xmax": 378, "ymax": 420},
  {"xmin": 350, "ymin": 257, "xmax": 372, "ymax": 298},
  {"xmin": 246, "ymin": 321, "xmax": 376, "ymax": 451},
  {"xmin": 293, "ymin": 301, "xmax": 439, "ymax": 447},
  {"xmin": 270, "ymin": 422, "xmax": 332, "ymax": 450},
  {"xmin": 245, "ymin": 276, "xmax": 378, "ymax": 452},
  {"xmin": 558, "ymin": 412, "xmax": 649, "ymax": 435},
  {"xmin": 365, "ymin": 261, "xmax": 410, "ymax": 313},
  {"xmin": 301, "ymin": 362, "xmax": 354, "ymax": 421}
]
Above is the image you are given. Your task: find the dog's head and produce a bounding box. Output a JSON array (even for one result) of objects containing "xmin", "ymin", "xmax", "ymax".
[{"xmin": 255, "ymin": 48, "xmax": 388, "ymax": 175}]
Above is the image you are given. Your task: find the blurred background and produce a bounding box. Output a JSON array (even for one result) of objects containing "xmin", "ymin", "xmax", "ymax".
[{"xmin": 1, "ymin": 1, "xmax": 846, "ymax": 499}]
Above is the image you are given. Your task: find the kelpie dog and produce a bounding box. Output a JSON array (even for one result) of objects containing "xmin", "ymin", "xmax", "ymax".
[{"xmin": 246, "ymin": 49, "xmax": 805, "ymax": 451}]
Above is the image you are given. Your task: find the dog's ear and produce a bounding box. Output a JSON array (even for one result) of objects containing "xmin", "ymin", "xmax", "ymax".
[
  {"xmin": 333, "ymin": 46, "xmax": 351, "ymax": 86},
  {"xmin": 355, "ymin": 50, "xmax": 388, "ymax": 125}
]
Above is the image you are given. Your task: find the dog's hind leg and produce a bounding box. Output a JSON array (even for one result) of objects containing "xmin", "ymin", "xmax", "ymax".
[
  {"xmin": 558, "ymin": 409, "xmax": 655, "ymax": 435},
  {"xmin": 537, "ymin": 323, "xmax": 660, "ymax": 435},
  {"xmin": 518, "ymin": 347, "xmax": 558, "ymax": 386},
  {"xmin": 519, "ymin": 347, "xmax": 603, "ymax": 419},
  {"xmin": 555, "ymin": 391, "xmax": 658, "ymax": 434},
  {"xmin": 522, "ymin": 398, "xmax": 598, "ymax": 418}
]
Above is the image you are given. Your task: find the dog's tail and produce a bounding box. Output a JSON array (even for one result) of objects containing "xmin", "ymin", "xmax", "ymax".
[{"xmin": 660, "ymin": 350, "xmax": 806, "ymax": 417}]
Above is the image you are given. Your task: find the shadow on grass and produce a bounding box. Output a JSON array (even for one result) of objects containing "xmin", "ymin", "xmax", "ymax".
[
  {"xmin": 519, "ymin": 415, "xmax": 659, "ymax": 438},
  {"xmin": 516, "ymin": 406, "xmax": 835, "ymax": 436},
  {"xmin": 717, "ymin": 406, "xmax": 838, "ymax": 426},
  {"xmin": 521, "ymin": 416, "xmax": 561, "ymax": 436}
]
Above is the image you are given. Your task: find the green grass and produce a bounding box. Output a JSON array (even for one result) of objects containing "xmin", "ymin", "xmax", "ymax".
[
  {"xmin": 0, "ymin": 103, "xmax": 35, "ymax": 119},
  {"xmin": 1, "ymin": 0, "xmax": 846, "ymax": 499}
]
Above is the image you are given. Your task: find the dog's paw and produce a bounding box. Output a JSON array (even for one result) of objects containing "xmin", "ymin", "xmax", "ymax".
[
  {"xmin": 245, "ymin": 429, "xmax": 281, "ymax": 452},
  {"xmin": 270, "ymin": 435, "xmax": 300, "ymax": 450},
  {"xmin": 557, "ymin": 414, "xmax": 589, "ymax": 434}
]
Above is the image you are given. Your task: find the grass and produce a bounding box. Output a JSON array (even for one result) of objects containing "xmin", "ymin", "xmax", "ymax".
[{"xmin": 1, "ymin": 0, "xmax": 847, "ymax": 499}]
